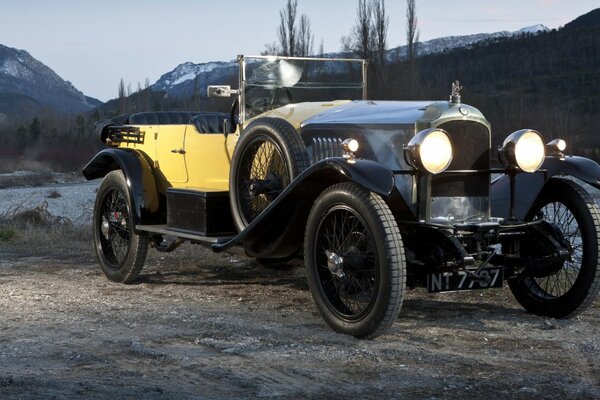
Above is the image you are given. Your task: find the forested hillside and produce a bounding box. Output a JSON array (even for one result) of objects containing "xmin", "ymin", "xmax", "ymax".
[{"xmin": 383, "ymin": 11, "xmax": 600, "ymax": 157}]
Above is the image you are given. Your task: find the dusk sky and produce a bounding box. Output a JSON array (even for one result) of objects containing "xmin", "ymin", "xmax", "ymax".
[{"xmin": 0, "ymin": 0, "xmax": 597, "ymax": 101}]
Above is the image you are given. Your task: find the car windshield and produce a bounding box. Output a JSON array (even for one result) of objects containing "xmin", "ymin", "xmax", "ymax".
[{"xmin": 241, "ymin": 56, "xmax": 365, "ymax": 121}]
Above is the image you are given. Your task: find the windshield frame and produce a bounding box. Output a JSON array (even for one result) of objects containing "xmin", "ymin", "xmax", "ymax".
[{"xmin": 237, "ymin": 55, "xmax": 367, "ymax": 125}]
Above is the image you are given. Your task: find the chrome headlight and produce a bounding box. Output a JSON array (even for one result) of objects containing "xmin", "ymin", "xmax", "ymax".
[
  {"xmin": 405, "ymin": 129, "xmax": 453, "ymax": 174},
  {"xmin": 340, "ymin": 138, "xmax": 359, "ymax": 163},
  {"xmin": 499, "ymin": 129, "xmax": 545, "ymax": 173},
  {"xmin": 546, "ymin": 138, "xmax": 566, "ymax": 156}
]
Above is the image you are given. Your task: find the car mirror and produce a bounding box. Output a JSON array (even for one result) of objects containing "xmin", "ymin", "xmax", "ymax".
[{"xmin": 207, "ymin": 85, "xmax": 239, "ymax": 98}]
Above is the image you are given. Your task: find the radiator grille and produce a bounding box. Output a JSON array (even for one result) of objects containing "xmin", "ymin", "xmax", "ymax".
[{"xmin": 432, "ymin": 121, "xmax": 491, "ymax": 197}]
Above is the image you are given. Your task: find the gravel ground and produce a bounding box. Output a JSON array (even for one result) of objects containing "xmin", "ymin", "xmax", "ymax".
[
  {"xmin": 0, "ymin": 242, "xmax": 598, "ymax": 399},
  {"xmin": 0, "ymin": 177, "xmax": 599, "ymax": 399}
]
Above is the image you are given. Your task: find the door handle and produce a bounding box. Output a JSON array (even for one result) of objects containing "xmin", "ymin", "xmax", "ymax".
[{"xmin": 170, "ymin": 149, "xmax": 186, "ymax": 154}]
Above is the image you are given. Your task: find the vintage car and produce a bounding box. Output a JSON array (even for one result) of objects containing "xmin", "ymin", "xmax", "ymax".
[{"xmin": 83, "ymin": 55, "xmax": 600, "ymax": 339}]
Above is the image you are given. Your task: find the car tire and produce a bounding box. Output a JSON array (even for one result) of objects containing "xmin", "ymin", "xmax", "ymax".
[
  {"xmin": 508, "ymin": 178, "xmax": 600, "ymax": 318},
  {"xmin": 229, "ymin": 117, "xmax": 309, "ymax": 232},
  {"xmin": 93, "ymin": 170, "xmax": 149, "ymax": 283},
  {"xmin": 304, "ymin": 182, "xmax": 406, "ymax": 339}
]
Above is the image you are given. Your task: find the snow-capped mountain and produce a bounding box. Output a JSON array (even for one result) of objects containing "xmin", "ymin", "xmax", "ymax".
[
  {"xmin": 387, "ymin": 24, "xmax": 549, "ymax": 60},
  {"xmin": 0, "ymin": 44, "xmax": 101, "ymax": 117},
  {"xmin": 150, "ymin": 25, "xmax": 549, "ymax": 99},
  {"xmin": 152, "ymin": 60, "xmax": 238, "ymax": 99}
]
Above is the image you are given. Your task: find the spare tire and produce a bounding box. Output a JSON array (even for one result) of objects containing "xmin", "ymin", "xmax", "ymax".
[{"xmin": 229, "ymin": 117, "xmax": 309, "ymax": 232}]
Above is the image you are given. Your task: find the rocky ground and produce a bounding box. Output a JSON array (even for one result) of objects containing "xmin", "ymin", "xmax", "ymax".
[{"xmin": 0, "ymin": 177, "xmax": 599, "ymax": 399}]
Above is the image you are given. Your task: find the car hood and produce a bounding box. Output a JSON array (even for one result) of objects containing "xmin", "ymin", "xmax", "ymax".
[
  {"xmin": 302, "ymin": 100, "xmax": 432, "ymax": 126},
  {"xmin": 255, "ymin": 100, "xmax": 490, "ymax": 132}
]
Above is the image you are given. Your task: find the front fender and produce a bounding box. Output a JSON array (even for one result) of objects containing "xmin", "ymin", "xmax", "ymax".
[
  {"xmin": 82, "ymin": 148, "xmax": 159, "ymax": 225},
  {"xmin": 212, "ymin": 158, "xmax": 395, "ymax": 258},
  {"xmin": 491, "ymin": 156, "xmax": 600, "ymax": 220}
]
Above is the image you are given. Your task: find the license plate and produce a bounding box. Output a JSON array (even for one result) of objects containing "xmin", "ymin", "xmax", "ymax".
[{"xmin": 427, "ymin": 267, "xmax": 503, "ymax": 293}]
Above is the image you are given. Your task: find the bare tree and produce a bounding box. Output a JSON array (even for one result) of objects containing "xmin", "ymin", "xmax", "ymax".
[
  {"xmin": 372, "ymin": 0, "xmax": 388, "ymax": 66},
  {"xmin": 118, "ymin": 78, "xmax": 126, "ymax": 114},
  {"xmin": 261, "ymin": 41, "xmax": 280, "ymax": 56},
  {"xmin": 297, "ymin": 14, "xmax": 314, "ymax": 56},
  {"xmin": 318, "ymin": 39, "xmax": 324, "ymax": 56},
  {"xmin": 278, "ymin": 0, "xmax": 298, "ymax": 56},
  {"xmin": 343, "ymin": 0, "xmax": 388, "ymax": 65},
  {"xmin": 118, "ymin": 78, "xmax": 125, "ymax": 98},
  {"xmin": 406, "ymin": 0, "xmax": 419, "ymax": 64},
  {"xmin": 354, "ymin": 0, "xmax": 374, "ymax": 61}
]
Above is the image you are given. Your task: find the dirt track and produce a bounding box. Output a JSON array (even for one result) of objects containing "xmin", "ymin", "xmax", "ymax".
[{"xmin": 0, "ymin": 238, "xmax": 598, "ymax": 399}]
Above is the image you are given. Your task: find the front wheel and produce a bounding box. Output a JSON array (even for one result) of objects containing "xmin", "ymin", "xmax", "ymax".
[
  {"xmin": 93, "ymin": 170, "xmax": 148, "ymax": 283},
  {"xmin": 304, "ymin": 183, "xmax": 406, "ymax": 339},
  {"xmin": 229, "ymin": 118, "xmax": 309, "ymax": 232},
  {"xmin": 509, "ymin": 178, "xmax": 600, "ymax": 318}
]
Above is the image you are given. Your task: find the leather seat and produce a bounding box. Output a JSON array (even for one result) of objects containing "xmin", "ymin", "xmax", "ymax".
[
  {"xmin": 127, "ymin": 111, "xmax": 236, "ymax": 134},
  {"xmin": 128, "ymin": 111, "xmax": 201, "ymax": 125},
  {"xmin": 191, "ymin": 112, "xmax": 235, "ymax": 133}
]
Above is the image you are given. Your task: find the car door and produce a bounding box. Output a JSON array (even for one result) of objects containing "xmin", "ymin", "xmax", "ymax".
[
  {"xmin": 155, "ymin": 124, "xmax": 188, "ymax": 183},
  {"xmin": 182, "ymin": 125, "xmax": 232, "ymax": 191}
]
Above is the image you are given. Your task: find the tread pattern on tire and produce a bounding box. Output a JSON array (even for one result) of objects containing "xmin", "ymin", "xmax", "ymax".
[
  {"xmin": 305, "ymin": 182, "xmax": 406, "ymax": 339},
  {"xmin": 556, "ymin": 179, "xmax": 600, "ymax": 316},
  {"xmin": 230, "ymin": 117, "xmax": 309, "ymax": 231},
  {"xmin": 509, "ymin": 177, "xmax": 600, "ymax": 318},
  {"xmin": 94, "ymin": 170, "xmax": 149, "ymax": 284}
]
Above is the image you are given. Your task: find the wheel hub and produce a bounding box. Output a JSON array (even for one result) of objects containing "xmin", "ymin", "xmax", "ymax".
[
  {"xmin": 101, "ymin": 215, "xmax": 111, "ymax": 239},
  {"xmin": 325, "ymin": 250, "xmax": 345, "ymax": 278},
  {"xmin": 101, "ymin": 212, "xmax": 127, "ymax": 240},
  {"xmin": 248, "ymin": 175, "xmax": 283, "ymax": 198}
]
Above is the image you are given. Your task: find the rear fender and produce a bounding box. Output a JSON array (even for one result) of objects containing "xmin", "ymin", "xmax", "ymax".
[
  {"xmin": 82, "ymin": 148, "xmax": 159, "ymax": 225},
  {"xmin": 212, "ymin": 158, "xmax": 404, "ymax": 258},
  {"xmin": 491, "ymin": 156, "xmax": 600, "ymax": 220}
]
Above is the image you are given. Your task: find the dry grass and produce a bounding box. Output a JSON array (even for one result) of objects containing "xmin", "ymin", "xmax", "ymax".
[{"xmin": 0, "ymin": 202, "xmax": 91, "ymax": 255}]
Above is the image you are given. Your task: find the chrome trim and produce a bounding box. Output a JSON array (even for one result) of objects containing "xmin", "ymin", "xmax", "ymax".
[
  {"xmin": 311, "ymin": 137, "xmax": 343, "ymax": 163},
  {"xmin": 238, "ymin": 56, "xmax": 246, "ymax": 127},
  {"xmin": 431, "ymin": 196, "xmax": 490, "ymax": 223},
  {"xmin": 238, "ymin": 54, "xmax": 366, "ymax": 63},
  {"xmin": 362, "ymin": 60, "xmax": 368, "ymax": 100}
]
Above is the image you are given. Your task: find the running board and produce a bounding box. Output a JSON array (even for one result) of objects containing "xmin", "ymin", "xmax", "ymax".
[{"xmin": 136, "ymin": 224, "xmax": 233, "ymax": 245}]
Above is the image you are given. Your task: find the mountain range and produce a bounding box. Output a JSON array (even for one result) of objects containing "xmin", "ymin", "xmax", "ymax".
[
  {"xmin": 149, "ymin": 24, "xmax": 550, "ymax": 101},
  {"xmin": 0, "ymin": 45, "xmax": 101, "ymax": 119},
  {"xmin": 0, "ymin": 13, "xmax": 590, "ymax": 120}
]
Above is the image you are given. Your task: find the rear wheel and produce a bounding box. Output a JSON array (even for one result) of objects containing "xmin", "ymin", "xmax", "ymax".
[
  {"xmin": 508, "ymin": 178, "xmax": 600, "ymax": 318},
  {"xmin": 229, "ymin": 118, "xmax": 309, "ymax": 232},
  {"xmin": 93, "ymin": 170, "xmax": 148, "ymax": 283},
  {"xmin": 304, "ymin": 183, "xmax": 406, "ymax": 339}
]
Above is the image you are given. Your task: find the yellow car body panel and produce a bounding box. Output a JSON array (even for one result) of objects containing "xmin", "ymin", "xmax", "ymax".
[
  {"xmin": 180, "ymin": 129, "xmax": 236, "ymax": 191},
  {"xmin": 114, "ymin": 123, "xmax": 238, "ymax": 194},
  {"xmin": 251, "ymin": 100, "xmax": 351, "ymax": 130},
  {"xmin": 155, "ymin": 125, "xmax": 188, "ymax": 183}
]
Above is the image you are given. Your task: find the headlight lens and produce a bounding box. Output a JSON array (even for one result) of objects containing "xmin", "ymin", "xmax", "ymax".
[
  {"xmin": 405, "ymin": 129, "xmax": 453, "ymax": 174},
  {"xmin": 500, "ymin": 129, "xmax": 545, "ymax": 173},
  {"xmin": 341, "ymin": 138, "xmax": 359, "ymax": 153},
  {"xmin": 546, "ymin": 138, "xmax": 566, "ymax": 155}
]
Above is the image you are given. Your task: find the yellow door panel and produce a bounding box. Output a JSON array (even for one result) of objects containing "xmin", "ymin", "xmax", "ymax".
[
  {"xmin": 155, "ymin": 125, "xmax": 188, "ymax": 183},
  {"xmin": 181, "ymin": 127, "xmax": 233, "ymax": 191}
]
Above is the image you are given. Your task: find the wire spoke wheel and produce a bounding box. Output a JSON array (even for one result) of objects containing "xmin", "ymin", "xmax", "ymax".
[
  {"xmin": 305, "ymin": 183, "xmax": 405, "ymax": 339},
  {"xmin": 92, "ymin": 170, "xmax": 148, "ymax": 283},
  {"xmin": 315, "ymin": 206, "xmax": 377, "ymax": 319},
  {"xmin": 98, "ymin": 188, "xmax": 131, "ymax": 269},
  {"xmin": 528, "ymin": 202, "xmax": 583, "ymax": 298},
  {"xmin": 508, "ymin": 178, "xmax": 600, "ymax": 318},
  {"xmin": 237, "ymin": 135, "xmax": 290, "ymax": 224},
  {"xmin": 229, "ymin": 118, "xmax": 309, "ymax": 233}
]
